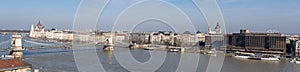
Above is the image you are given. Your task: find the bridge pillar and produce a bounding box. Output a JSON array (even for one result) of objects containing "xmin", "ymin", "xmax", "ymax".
[
  {"xmin": 103, "ymin": 36, "xmax": 114, "ymax": 51},
  {"xmin": 10, "ymin": 35, "xmax": 24, "ymax": 58}
]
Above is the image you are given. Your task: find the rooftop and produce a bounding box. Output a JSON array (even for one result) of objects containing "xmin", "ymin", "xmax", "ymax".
[{"xmin": 0, "ymin": 59, "xmax": 31, "ymax": 71}]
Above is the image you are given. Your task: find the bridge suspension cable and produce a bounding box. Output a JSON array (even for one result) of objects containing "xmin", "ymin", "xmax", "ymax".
[
  {"xmin": 0, "ymin": 40, "xmax": 11, "ymax": 45},
  {"xmin": 23, "ymin": 39, "xmax": 55, "ymax": 46},
  {"xmin": 21, "ymin": 39, "xmax": 70, "ymax": 50},
  {"xmin": 0, "ymin": 40, "xmax": 11, "ymax": 51}
]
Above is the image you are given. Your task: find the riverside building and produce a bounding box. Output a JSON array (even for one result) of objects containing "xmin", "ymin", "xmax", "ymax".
[
  {"xmin": 29, "ymin": 21, "xmax": 74, "ymax": 41},
  {"xmin": 227, "ymin": 29, "xmax": 286, "ymax": 54}
]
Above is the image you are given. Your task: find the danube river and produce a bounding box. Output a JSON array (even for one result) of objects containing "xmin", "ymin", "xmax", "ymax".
[{"xmin": 1, "ymin": 34, "xmax": 300, "ymax": 72}]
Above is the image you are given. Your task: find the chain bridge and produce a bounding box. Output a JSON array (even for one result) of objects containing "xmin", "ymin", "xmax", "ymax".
[{"xmin": 0, "ymin": 35, "xmax": 71, "ymax": 52}]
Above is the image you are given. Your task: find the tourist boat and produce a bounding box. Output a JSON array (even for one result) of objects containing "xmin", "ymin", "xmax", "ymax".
[
  {"xmin": 260, "ymin": 54, "xmax": 280, "ymax": 61},
  {"xmin": 207, "ymin": 48, "xmax": 217, "ymax": 54},
  {"xmin": 290, "ymin": 58, "xmax": 300, "ymax": 64},
  {"xmin": 144, "ymin": 45, "xmax": 158, "ymax": 50},
  {"xmin": 168, "ymin": 48, "xmax": 179, "ymax": 52},
  {"xmin": 168, "ymin": 46, "xmax": 184, "ymax": 52},
  {"xmin": 233, "ymin": 52, "xmax": 255, "ymax": 59},
  {"xmin": 168, "ymin": 47, "xmax": 180, "ymax": 52},
  {"xmin": 248, "ymin": 55, "xmax": 262, "ymax": 60}
]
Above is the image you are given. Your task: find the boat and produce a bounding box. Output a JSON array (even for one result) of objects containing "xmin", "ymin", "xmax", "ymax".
[
  {"xmin": 260, "ymin": 54, "xmax": 280, "ymax": 61},
  {"xmin": 290, "ymin": 58, "xmax": 300, "ymax": 64},
  {"xmin": 144, "ymin": 45, "xmax": 158, "ymax": 50},
  {"xmin": 206, "ymin": 48, "xmax": 216, "ymax": 54},
  {"xmin": 233, "ymin": 52, "xmax": 255, "ymax": 59},
  {"xmin": 248, "ymin": 55, "xmax": 262, "ymax": 60},
  {"xmin": 167, "ymin": 46, "xmax": 184, "ymax": 52},
  {"xmin": 144, "ymin": 47, "xmax": 155, "ymax": 50},
  {"xmin": 168, "ymin": 48, "xmax": 179, "ymax": 52},
  {"xmin": 207, "ymin": 50, "xmax": 215, "ymax": 54}
]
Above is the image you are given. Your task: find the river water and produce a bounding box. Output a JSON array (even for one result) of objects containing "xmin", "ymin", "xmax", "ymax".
[{"xmin": 1, "ymin": 34, "xmax": 300, "ymax": 72}]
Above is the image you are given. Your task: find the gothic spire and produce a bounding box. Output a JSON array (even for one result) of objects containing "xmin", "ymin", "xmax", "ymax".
[{"xmin": 37, "ymin": 20, "xmax": 42, "ymax": 26}]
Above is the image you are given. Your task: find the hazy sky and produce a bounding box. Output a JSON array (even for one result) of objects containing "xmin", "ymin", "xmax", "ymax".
[{"xmin": 0, "ymin": 0, "xmax": 299, "ymax": 33}]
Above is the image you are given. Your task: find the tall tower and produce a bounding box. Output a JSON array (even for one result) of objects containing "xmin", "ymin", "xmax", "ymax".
[
  {"xmin": 103, "ymin": 36, "xmax": 114, "ymax": 51},
  {"xmin": 208, "ymin": 26, "xmax": 212, "ymax": 34},
  {"xmin": 215, "ymin": 22, "xmax": 221, "ymax": 34},
  {"xmin": 9, "ymin": 35, "xmax": 24, "ymax": 58},
  {"xmin": 29, "ymin": 25, "xmax": 35, "ymax": 37}
]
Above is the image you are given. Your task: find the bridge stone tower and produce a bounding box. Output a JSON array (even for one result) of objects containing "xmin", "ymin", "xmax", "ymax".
[
  {"xmin": 103, "ymin": 36, "xmax": 114, "ymax": 51},
  {"xmin": 9, "ymin": 35, "xmax": 24, "ymax": 58}
]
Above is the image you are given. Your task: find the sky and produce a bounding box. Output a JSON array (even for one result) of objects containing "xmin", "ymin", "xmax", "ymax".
[{"xmin": 0, "ymin": 0, "xmax": 300, "ymax": 33}]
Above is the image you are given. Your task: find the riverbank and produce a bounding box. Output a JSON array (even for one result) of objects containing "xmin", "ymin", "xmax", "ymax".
[{"xmin": 21, "ymin": 47, "xmax": 300, "ymax": 72}]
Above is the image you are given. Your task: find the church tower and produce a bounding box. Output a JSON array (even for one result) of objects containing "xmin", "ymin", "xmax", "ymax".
[{"xmin": 208, "ymin": 26, "xmax": 212, "ymax": 34}]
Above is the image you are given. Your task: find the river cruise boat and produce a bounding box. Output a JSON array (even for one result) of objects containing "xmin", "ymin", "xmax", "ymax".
[
  {"xmin": 168, "ymin": 46, "xmax": 183, "ymax": 52},
  {"xmin": 290, "ymin": 58, "xmax": 300, "ymax": 64},
  {"xmin": 144, "ymin": 45, "xmax": 159, "ymax": 50},
  {"xmin": 260, "ymin": 54, "xmax": 280, "ymax": 61},
  {"xmin": 168, "ymin": 48, "xmax": 180, "ymax": 52},
  {"xmin": 233, "ymin": 52, "xmax": 255, "ymax": 59}
]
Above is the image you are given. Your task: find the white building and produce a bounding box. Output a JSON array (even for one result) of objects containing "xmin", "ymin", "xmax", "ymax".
[
  {"xmin": 195, "ymin": 31, "xmax": 206, "ymax": 42},
  {"xmin": 115, "ymin": 33, "xmax": 127, "ymax": 42},
  {"xmin": 45, "ymin": 29, "xmax": 63, "ymax": 39},
  {"xmin": 208, "ymin": 23, "xmax": 222, "ymax": 34},
  {"xmin": 150, "ymin": 31, "xmax": 175, "ymax": 44},
  {"xmin": 205, "ymin": 23, "xmax": 224, "ymax": 48},
  {"xmin": 178, "ymin": 31, "xmax": 207, "ymax": 46},
  {"xmin": 29, "ymin": 21, "xmax": 73, "ymax": 41},
  {"xmin": 29, "ymin": 21, "xmax": 46, "ymax": 38},
  {"xmin": 295, "ymin": 40, "xmax": 300, "ymax": 56}
]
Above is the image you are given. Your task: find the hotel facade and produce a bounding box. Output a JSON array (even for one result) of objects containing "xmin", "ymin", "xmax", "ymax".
[{"xmin": 226, "ymin": 29, "xmax": 286, "ymax": 53}]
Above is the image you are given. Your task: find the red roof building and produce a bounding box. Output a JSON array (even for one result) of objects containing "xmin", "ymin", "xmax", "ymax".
[{"xmin": 0, "ymin": 59, "xmax": 32, "ymax": 72}]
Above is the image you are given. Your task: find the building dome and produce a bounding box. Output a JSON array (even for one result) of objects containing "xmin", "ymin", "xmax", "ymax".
[
  {"xmin": 215, "ymin": 23, "xmax": 221, "ymax": 30},
  {"xmin": 36, "ymin": 21, "xmax": 43, "ymax": 29},
  {"xmin": 215, "ymin": 22, "xmax": 222, "ymax": 34},
  {"xmin": 183, "ymin": 31, "xmax": 191, "ymax": 34},
  {"xmin": 196, "ymin": 31, "xmax": 202, "ymax": 34}
]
